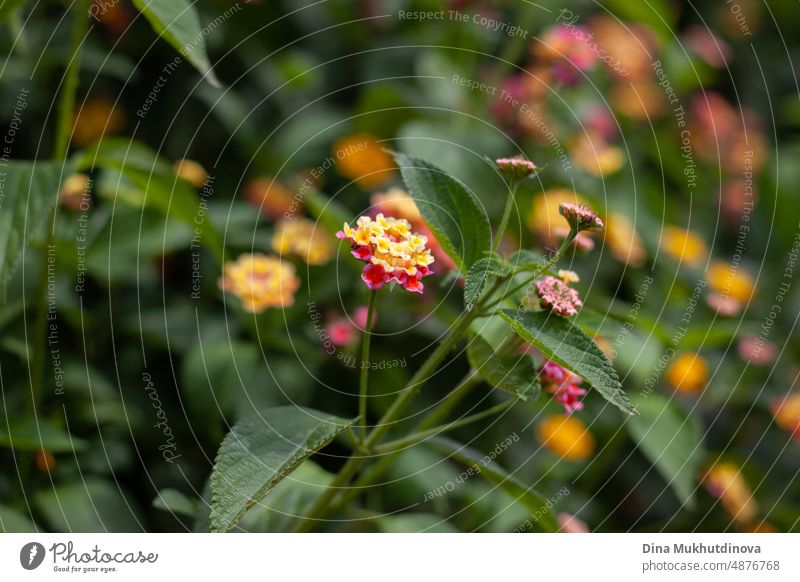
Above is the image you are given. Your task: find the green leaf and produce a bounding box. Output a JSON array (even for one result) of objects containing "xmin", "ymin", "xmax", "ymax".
[
  {"xmin": 34, "ymin": 479, "xmax": 143, "ymax": 532},
  {"xmin": 0, "ymin": 503, "xmax": 38, "ymax": 533},
  {"xmin": 508, "ymin": 249, "xmax": 546, "ymax": 272},
  {"xmin": 394, "ymin": 152, "xmax": 491, "ymax": 270},
  {"xmin": 0, "ymin": 418, "xmax": 87, "ymax": 452},
  {"xmin": 574, "ymin": 306, "xmax": 626, "ymax": 339},
  {"xmin": 427, "ymin": 436, "xmax": 558, "ymax": 532},
  {"xmin": 467, "ymin": 335, "xmax": 540, "ymax": 401},
  {"xmin": 375, "ymin": 513, "xmax": 459, "ymax": 533},
  {"xmin": 602, "ymin": 0, "xmax": 676, "ymax": 42},
  {"xmin": 76, "ymin": 139, "xmax": 224, "ymax": 263},
  {"xmin": 131, "ymin": 0, "xmax": 220, "ymax": 87},
  {"xmin": 153, "ymin": 489, "xmax": 197, "ymax": 519},
  {"xmin": 499, "ymin": 310, "xmax": 637, "ymax": 416},
  {"xmin": 0, "ymin": 160, "xmax": 69, "ymax": 296},
  {"xmin": 463, "ymin": 256, "xmax": 511, "ymax": 310},
  {"xmin": 209, "ymin": 406, "xmax": 355, "ymax": 532},
  {"xmin": 0, "ymin": 0, "xmax": 26, "ymax": 22},
  {"xmin": 626, "ymin": 393, "xmax": 703, "ymax": 508}
]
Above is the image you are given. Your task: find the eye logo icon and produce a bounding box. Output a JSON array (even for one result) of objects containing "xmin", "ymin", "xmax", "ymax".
[{"xmin": 20, "ymin": 542, "xmax": 46, "ymax": 570}]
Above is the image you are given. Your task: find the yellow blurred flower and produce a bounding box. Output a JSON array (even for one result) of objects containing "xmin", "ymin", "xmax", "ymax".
[
  {"xmin": 707, "ymin": 260, "xmax": 755, "ymax": 304},
  {"xmin": 536, "ymin": 415, "xmax": 595, "ymax": 461},
  {"xmin": 245, "ymin": 177, "xmax": 298, "ymax": 220},
  {"xmin": 218, "ymin": 253, "xmax": 300, "ymax": 312},
  {"xmin": 570, "ymin": 133, "xmax": 624, "ymax": 177},
  {"xmin": 589, "ymin": 15, "xmax": 659, "ymax": 82},
  {"xmin": 272, "ymin": 218, "xmax": 334, "ymax": 265},
  {"xmin": 528, "ymin": 189, "xmax": 589, "ymax": 245},
  {"xmin": 604, "ymin": 213, "xmax": 646, "ymax": 267},
  {"xmin": 333, "ymin": 133, "xmax": 395, "ymax": 189},
  {"xmin": 702, "ymin": 463, "xmax": 758, "ymax": 524},
  {"xmin": 660, "ymin": 226, "xmax": 708, "ymax": 268},
  {"xmin": 771, "ymin": 393, "xmax": 800, "ymax": 441},
  {"xmin": 173, "ymin": 159, "xmax": 208, "ymax": 188},
  {"xmin": 71, "ymin": 97, "xmax": 125, "ymax": 148},
  {"xmin": 666, "ymin": 352, "xmax": 709, "ymax": 393},
  {"xmin": 59, "ymin": 173, "xmax": 91, "ymax": 211}
]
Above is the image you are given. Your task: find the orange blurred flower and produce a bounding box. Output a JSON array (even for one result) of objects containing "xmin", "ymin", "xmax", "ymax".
[
  {"xmin": 666, "ymin": 352, "xmax": 709, "ymax": 394},
  {"xmin": 702, "ymin": 463, "xmax": 758, "ymax": 524},
  {"xmin": 333, "ymin": 134, "xmax": 395, "ymax": 189},
  {"xmin": 59, "ymin": 173, "xmax": 91, "ymax": 211},
  {"xmin": 706, "ymin": 260, "xmax": 755, "ymax": 304},
  {"xmin": 71, "ymin": 97, "xmax": 125, "ymax": 147},
  {"xmin": 245, "ymin": 177, "xmax": 298, "ymax": 220},
  {"xmin": 570, "ymin": 133, "xmax": 624, "ymax": 177},
  {"xmin": 771, "ymin": 394, "xmax": 800, "ymax": 441},
  {"xmin": 536, "ymin": 415, "xmax": 595, "ymax": 461},
  {"xmin": 173, "ymin": 159, "xmax": 208, "ymax": 188}
]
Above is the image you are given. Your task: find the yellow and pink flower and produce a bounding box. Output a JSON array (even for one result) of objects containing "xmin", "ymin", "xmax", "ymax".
[
  {"xmin": 337, "ymin": 214, "xmax": 435, "ymax": 293},
  {"xmin": 218, "ymin": 253, "xmax": 300, "ymax": 312}
]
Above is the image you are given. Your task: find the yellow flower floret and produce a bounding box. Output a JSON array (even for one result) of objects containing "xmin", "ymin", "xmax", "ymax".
[
  {"xmin": 272, "ymin": 218, "xmax": 334, "ymax": 265},
  {"xmin": 218, "ymin": 253, "xmax": 300, "ymax": 312}
]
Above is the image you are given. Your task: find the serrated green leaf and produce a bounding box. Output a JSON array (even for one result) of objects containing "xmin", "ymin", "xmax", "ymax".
[
  {"xmin": 0, "ymin": 418, "xmax": 87, "ymax": 452},
  {"xmin": 0, "ymin": 160, "xmax": 70, "ymax": 296},
  {"xmin": 626, "ymin": 393, "xmax": 703, "ymax": 508},
  {"xmin": 499, "ymin": 310, "xmax": 636, "ymax": 415},
  {"xmin": 132, "ymin": 0, "xmax": 220, "ymax": 87},
  {"xmin": 210, "ymin": 406, "xmax": 355, "ymax": 532},
  {"xmin": 427, "ymin": 436, "xmax": 558, "ymax": 532},
  {"xmin": 394, "ymin": 152, "xmax": 491, "ymax": 270},
  {"xmin": 464, "ymin": 256, "xmax": 511, "ymax": 310},
  {"xmin": 467, "ymin": 335, "xmax": 540, "ymax": 401}
]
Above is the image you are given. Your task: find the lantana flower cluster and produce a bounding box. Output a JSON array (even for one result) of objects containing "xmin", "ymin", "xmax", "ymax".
[
  {"xmin": 540, "ymin": 360, "xmax": 587, "ymax": 414},
  {"xmin": 218, "ymin": 253, "xmax": 299, "ymax": 313},
  {"xmin": 337, "ymin": 214, "xmax": 435, "ymax": 293}
]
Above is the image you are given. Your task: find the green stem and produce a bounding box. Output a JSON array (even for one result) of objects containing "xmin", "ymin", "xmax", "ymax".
[
  {"xmin": 358, "ymin": 290, "xmax": 378, "ymax": 443},
  {"xmin": 30, "ymin": 0, "xmax": 91, "ymax": 412},
  {"xmin": 293, "ymin": 307, "xmax": 479, "ymax": 532},
  {"xmin": 492, "ymin": 181, "xmax": 518, "ymax": 253},
  {"xmin": 373, "ymin": 399, "xmax": 516, "ymax": 454},
  {"xmin": 321, "ymin": 370, "xmax": 483, "ymax": 516}
]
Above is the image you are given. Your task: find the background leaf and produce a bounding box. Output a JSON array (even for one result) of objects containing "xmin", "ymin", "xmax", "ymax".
[
  {"xmin": 209, "ymin": 406, "xmax": 354, "ymax": 532},
  {"xmin": 626, "ymin": 393, "xmax": 704, "ymax": 508},
  {"xmin": 500, "ymin": 310, "xmax": 636, "ymax": 416},
  {"xmin": 394, "ymin": 152, "xmax": 491, "ymax": 271},
  {"xmin": 463, "ymin": 256, "xmax": 510, "ymax": 310},
  {"xmin": 467, "ymin": 335, "xmax": 540, "ymax": 401},
  {"xmin": 132, "ymin": 0, "xmax": 220, "ymax": 87},
  {"xmin": 0, "ymin": 160, "xmax": 68, "ymax": 296},
  {"xmin": 427, "ymin": 436, "xmax": 558, "ymax": 532}
]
